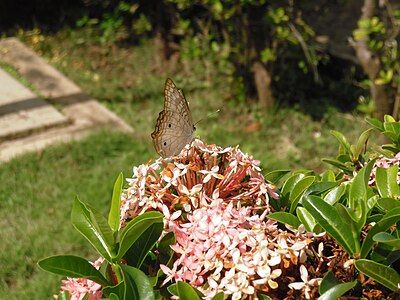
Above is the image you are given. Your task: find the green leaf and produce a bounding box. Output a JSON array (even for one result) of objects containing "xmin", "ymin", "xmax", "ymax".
[
  {"xmin": 211, "ymin": 292, "xmax": 225, "ymax": 300},
  {"xmin": 117, "ymin": 211, "xmax": 164, "ymax": 260},
  {"xmin": 319, "ymin": 270, "xmax": 338, "ymax": 294},
  {"xmin": 319, "ymin": 281, "xmax": 358, "ymax": 300},
  {"xmin": 353, "ymin": 128, "xmax": 373, "ymax": 160},
  {"xmin": 176, "ymin": 281, "xmax": 203, "ymax": 300},
  {"xmin": 37, "ymin": 255, "xmax": 109, "ymax": 286},
  {"xmin": 296, "ymin": 207, "xmax": 317, "ymax": 232},
  {"xmin": 376, "ymin": 165, "xmax": 400, "ymax": 198},
  {"xmin": 377, "ymin": 198, "xmax": 400, "ymax": 211},
  {"xmin": 258, "ymin": 295, "xmax": 273, "ymax": 300},
  {"xmin": 355, "ymin": 259, "xmax": 400, "ymax": 292},
  {"xmin": 323, "ymin": 184, "xmax": 345, "ymax": 205},
  {"xmin": 267, "ymin": 212, "xmax": 301, "ymax": 228},
  {"xmin": 120, "ymin": 264, "xmax": 155, "ymax": 300},
  {"xmin": 281, "ymin": 173, "xmax": 306, "ymax": 197},
  {"xmin": 109, "ymin": 293, "xmax": 120, "ymax": 300},
  {"xmin": 102, "ymin": 281, "xmax": 125, "ymax": 300},
  {"xmin": 303, "ymin": 196, "xmax": 360, "ymax": 256},
  {"xmin": 360, "ymin": 207, "xmax": 400, "ymax": 258},
  {"xmin": 331, "ymin": 130, "xmax": 352, "ymax": 155},
  {"xmin": 264, "ymin": 169, "xmax": 290, "ymax": 184},
  {"xmin": 348, "ymin": 159, "xmax": 375, "ymax": 222},
  {"xmin": 123, "ymin": 220, "xmax": 163, "ymax": 268},
  {"xmin": 366, "ymin": 117, "xmax": 384, "ymax": 132},
  {"xmin": 167, "ymin": 282, "xmax": 203, "ymax": 299},
  {"xmin": 321, "ymin": 158, "xmax": 353, "ymax": 173},
  {"xmin": 71, "ymin": 197, "xmax": 115, "ymax": 261},
  {"xmin": 109, "ymin": 173, "xmax": 124, "ymax": 233},
  {"xmin": 320, "ymin": 170, "xmax": 336, "ymax": 182},
  {"xmin": 289, "ymin": 176, "xmax": 316, "ymax": 213},
  {"xmin": 373, "ymin": 232, "xmax": 400, "ymax": 249},
  {"xmin": 304, "ymin": 182, "xmax": 338, "ymax": 196},
  {"xmin": 384, "ymin": 115, "xmax": 396, "ymax": 123}
]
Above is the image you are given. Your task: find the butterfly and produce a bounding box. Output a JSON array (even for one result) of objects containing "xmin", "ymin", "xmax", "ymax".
[{"xmin": 151, "ymin": 78, "xmax": 196, "ymax": 158}]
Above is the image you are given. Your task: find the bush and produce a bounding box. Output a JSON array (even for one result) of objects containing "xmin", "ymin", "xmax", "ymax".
[{"xmin": 38, "ymin": 114, "xmax": 400, "ymax": 299}]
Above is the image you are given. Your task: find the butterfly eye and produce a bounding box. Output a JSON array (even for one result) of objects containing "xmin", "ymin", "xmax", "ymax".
[
  {"xmin": 164, "ymin": 142, "xmax": 167, "ymax": 146},
  {"xmin": 168, "ymin": 124, "xmax": 171, "ymax": 128}
]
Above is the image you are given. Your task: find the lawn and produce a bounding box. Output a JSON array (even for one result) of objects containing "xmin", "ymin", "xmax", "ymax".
[{"xmin": 0, "ymin": 28, "xmax": 373, "ymax": 299}]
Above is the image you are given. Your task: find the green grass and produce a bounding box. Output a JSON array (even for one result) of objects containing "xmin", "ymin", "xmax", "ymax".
[
  {"xmin": 0, "ymin": 130, "xmax": 150, "ymax": 299},
  {"xmin": 0, "ymin": 28, "xmax": 375, "ymax": 299}
]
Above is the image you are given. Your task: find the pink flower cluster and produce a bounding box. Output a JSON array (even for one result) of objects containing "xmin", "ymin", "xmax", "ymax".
[
  {"xmin": 121, "ymin": 140, "xmax": 322, "ymax": 299},
  {"xmin": 54, "ymin": 257, "xmax": 103, "ymax": 300},
  {"xmin": 369, "ymin": 152, "xmax": 400, "ymax": 186}
]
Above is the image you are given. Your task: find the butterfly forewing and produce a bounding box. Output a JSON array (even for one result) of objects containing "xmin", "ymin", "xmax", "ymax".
[{"xmin": 151, "ymin": 79, "xmax": 195, "ymax": 157}]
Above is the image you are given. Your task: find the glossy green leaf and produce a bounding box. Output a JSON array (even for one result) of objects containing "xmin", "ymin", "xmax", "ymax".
[
  {"xmin": 320, "ymin": 170, "xmax": 336, "ymax": 182},
  {"xmin": 353, "ymin": 128, "xmax": 373, "ymax": 160},
  {"xmin": 319, "ymin": 281, "xmax": 358, "ymax": 300},
  {"xmin": 360, "ymin": 207, "xmax": 400, "ymax": 258},
  {"xmin": 109, "ymin": 173, "xmax": 123, "ymax": 233},
  {"xmin": 109, "ymin": 293, "xmax": 120, "ymax": 300},
  {"xmin": 123, "ymin": 220, "xmax": 163, "ymax": 268},
  {"xmin": 377, "ymin": 198, "xmax": 400, "ymax": 211},
  {"xmin": 120, "ymin": 264, "xmax": 155, "ymax": 300},
  {"xmin": 267, "ymin": 212, "xmax": 301, "ymax": 228},
  {"xmin": 382, "ymin": 130, "xmax": 398, "ymax": 142},
  {"xmin": 319, "ymin": 270, "xmax": 338, "ymax": 294},
  {"xmin": 384, "ymin": 115, "xmax": 396, "ymax": 123},
  {"xmin": 296, "ymin": 207, "xmax": 317, "ymax": 232},
  {"xmin": 304, "ymin": 181, "xmax": 338, "ymax": 196},
  {"xmin": 102, "ymin": 281, "xmax": 125, "ymax": 300},
  {"xmin": 176, "ymin": 281, "xmax": 203, "ymax": 300},
  {"xmin": 117, "ymin": 211, "xmax": 163, "ymax": 260},
  {"xmin": 303, "ymin": 196, "xmax": 359, "ymax": 256},
  {"xmin": 323, "ymin": 184, "xmax": 345, "ymax": 205},
  {"xmin": 331, "ymin": 130, "xmax": 352, "ymax": 155},
  {"xmin": 289, "ymin": 176, "xmax": 315, "ymax": 213},
  {"xmin": 264, "ymin": 169, "xmax": 290, "ymax": 184},
  {"xmin": 376, "ymin": 165, "xmax": 400, "ymax": 198},
  {"xmin": 373, "ymin": 232, "xmax": 400, "ymax": 249},
  {"xmin": 211, "ymin": 292, "xmax": 225, "ymax": 300},
  {"xmin": 168, "ymin": 282, "xmax": 203, "ymax": 299},
  {"xmin": 321, "ymin": 158, "xmax": 352, "ymax": 173},
  {"xmin": 384, "ymin": 120, "xmax": 400, "ymax": 136},
  {"xmin": 348, "ymin": 159, "xmax": 375, "ymax": 222},
  {"xmin": 71, "ymin": 197, "xmax": 115, "ymax": 261},
  {"xmin": 281, "ymin": 173, "xmax": 306, "ymax": 197},
  {"xmin": 38, "ymin": 255, "xmax": 109, "ymax": 286},
  {"xmin": 366, "ymin": 117, "xmax": 384, "ymax": 132},
  {"xmin": 355, "ymin": 259, "xmax": 400, "ymax": 292}
]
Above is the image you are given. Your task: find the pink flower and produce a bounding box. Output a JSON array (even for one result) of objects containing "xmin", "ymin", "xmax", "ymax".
[
  {"xmin": 121, "ymin": 139, "xmax": 320, "ymax": 299},
  {"xmin": 54, "ymin": 257, "xmax": 104, "ymax": 300}
]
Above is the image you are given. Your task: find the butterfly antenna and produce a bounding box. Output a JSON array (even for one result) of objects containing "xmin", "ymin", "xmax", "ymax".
[{"xmin": 195, "ymin": 109, "xmax": 220, "ymax": 126}]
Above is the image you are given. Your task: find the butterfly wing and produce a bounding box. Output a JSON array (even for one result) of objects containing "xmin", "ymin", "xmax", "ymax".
[
  {"xmin": 151, "ymin": 79, "xmax": 195, "ymax": 157},
  {"xmin": 164, "ymin": 78, "xmax": 194, "ymax": 128},
  {"xmin": 151, "ymin": 110, "xmax": 194, "ymax": 157}
]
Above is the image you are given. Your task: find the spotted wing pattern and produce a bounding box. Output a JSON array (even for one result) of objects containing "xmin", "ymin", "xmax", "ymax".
[{"xmin": 151, "ymin": 79, "xmax": 195, "ymax": 157}]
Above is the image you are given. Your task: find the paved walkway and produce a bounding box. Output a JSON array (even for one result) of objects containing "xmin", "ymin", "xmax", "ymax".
[{"xmin": 0, "ymin": 38, "xmax": 133, "ymax": 161}]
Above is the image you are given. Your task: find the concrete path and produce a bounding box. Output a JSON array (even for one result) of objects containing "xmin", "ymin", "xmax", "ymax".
[{"xmin": 0, "ymin": 37, "xmax": 133, "ymax": 161}]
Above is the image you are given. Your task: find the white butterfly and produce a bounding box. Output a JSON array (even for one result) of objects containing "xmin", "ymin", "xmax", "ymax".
[{"xmin": 151, "ymin": 78, "xmax": 196, "ymax": 158}]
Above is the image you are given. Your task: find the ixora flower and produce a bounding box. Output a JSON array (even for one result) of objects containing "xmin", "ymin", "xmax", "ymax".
[
  {"xmin": 54, "ymin": 257, "xmax": 104, "ymax": 300},
  {"xmin": 369, "ymin": 152, "xmax": 400, "ymax": 186},
  {"xmin": 120, "ymin": 139, "xmax": 323, "ymax": 299}
]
